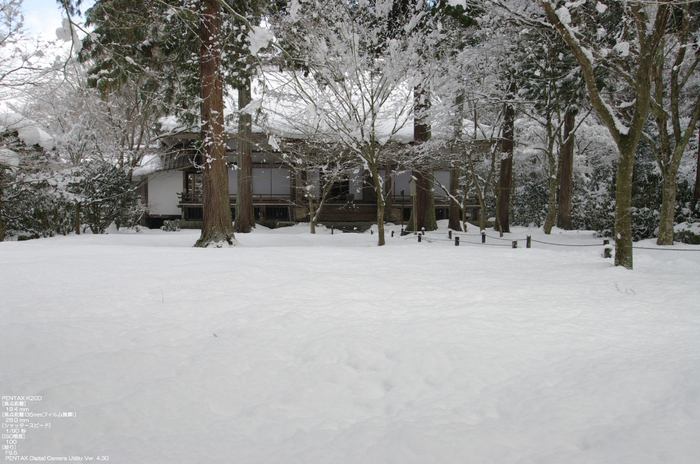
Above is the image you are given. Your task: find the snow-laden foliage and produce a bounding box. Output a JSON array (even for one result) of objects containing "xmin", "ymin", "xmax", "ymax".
[
  {"xmin": 0, "ymin": 0, "xmax": 55, "ymax": 99},
  {"xmin": 0, "ymin": 130, "xmax": 143, "ymax": 238},
  {"xmin": 270, "ymin": 0, "xmax": 435, "ymax": 244},
  {"xmin": 19, "ymin": 61, "xmax": 160, "ymax": 177}
]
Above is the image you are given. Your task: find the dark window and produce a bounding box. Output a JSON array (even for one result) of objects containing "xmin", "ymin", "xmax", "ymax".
[
  {"xmin": 320, "ymin": 169, "xmax": 350, "ymax": 201},
  {"xmin": 265, "ymin": 206, "xmax": 289, "ymax": 220},
  {"xmin": 326, "ymin": 178, "xmax": 350, "ymax": 200},
  {"xmin": 184, "ymin": 206, "xmax": 203, "ymax": 221}
]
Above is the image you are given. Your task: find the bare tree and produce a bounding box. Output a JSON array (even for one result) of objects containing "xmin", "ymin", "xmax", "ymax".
[
  {"xmin": 540, "ymin": 0, "xmax": 671, "ymax": 269},
  {"xmin": 271, "ymin": 0, "xmax": 426, "ymax": 245},
  {"xmin": 645, "ymin": 4, "xmax": 700, "ymax": 245}
]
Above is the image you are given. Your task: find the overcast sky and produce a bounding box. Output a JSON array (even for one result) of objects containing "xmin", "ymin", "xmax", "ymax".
[{"xmin": 21, "ymin": 0, "xmax": 93, "ymax": 40}]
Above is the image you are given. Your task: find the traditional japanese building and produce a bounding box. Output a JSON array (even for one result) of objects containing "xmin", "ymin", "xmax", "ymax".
[{"xmin": 134, "ymin": 131, "xmax": 481, "ymax": 229}]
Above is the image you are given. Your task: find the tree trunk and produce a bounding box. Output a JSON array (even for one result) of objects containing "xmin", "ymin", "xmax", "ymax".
[
  {"xmin": 405, "ymin": 171, "xmax": 434, "ymax": 232},
  {"xmin": 557, "ymin": 108, "xmax": 576, "ymax": 230},
  {"xmin": 0, "ymin": 184, "xmax": 5, "ymax": 242},
  {"xmin": 497, "ymin": 90, "xmax": 515, "ymax": 234},
  {"xmin": 543, "ymin": 120, "xmax": 558, "ymax": 235},
  {"xmin": 693, "ymin": 130, "xmax": 700, "ymax": 213},
  {"xmin": 448, "ymin": 168, "xmax": 462, "ymax": 231},
  {"xmin": 308, "ymin": 193, "xmax": 316, "ymax": 234},
  {"xmin": 369, "ymin": 164, "xmax": 386, "ymax": 246},
  {"xmin": 614, "ymin": 141, "xmax": 636, "ymax": 268},
  {"xmin": 657, "ymin": 167, "xmax": 678, "ymax": 245},
  {"xmin": 384, "ymin": 160, "xmax": 393, "ymax": 223},
  {"xmin": 426, "ymin": 180, "xmax": 437, "ymax": 230},
  {"xmin": 235, "ymin": 81, "xmax": 255, "ymax": 233},
  {"xmin": 74, "ymin": 202, "xmax": 81, "ymax": 235},
  {"xmin": 376, "ymin": 193, "xmax": 386, "ymax": 246},
  {"xmin": 406, "ymin": 84, "xmax": 437, "ymax": 232},
  {"xmin": 449, "ymin": 90, "xmax": 465, "ymax": 232},
  {"xmin": 194, "ymin": 0, "xmax": 236, "ymax": 248},
  {"xmin": 543, "ymin": 160, "xmax": 557, "ymax": 234}
]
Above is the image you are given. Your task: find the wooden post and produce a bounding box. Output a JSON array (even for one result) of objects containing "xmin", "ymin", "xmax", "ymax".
[
  {"xmin": 512, "ymin": 241, "xmax": 518, "ymax": 248},
  {"xmin": 448, "ymin": 230, "xmax": 452, "ymax": 239},
  {"xmin": 455, "ymin": 236, "xmax": 460, "ymax": 246},
  {"xmin": 604, "ymin": 239, "xmax": 612, "ymax": 259},
  {"xmin": 421, "ymin": 227, "xmax": 425, "ymax": 235},
  {"xmin": 481, "ymin": 232, "xmax": 486, "ymax": 244},
  {"xmin": 526, "ymin": 236, "xmax": 531, "ymax": 248},
  {"xmin": 391, "ymin": 230, "xmax": 395, "ymax": 237},
  {"xmin": 418, "ymin": 234, "xmax": 422, "ymax": 243}
]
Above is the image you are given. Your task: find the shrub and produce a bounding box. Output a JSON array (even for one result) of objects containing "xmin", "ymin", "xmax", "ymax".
[{"xmin": 162, "ymin": 219, "xmax": 181, "ymax": 232}]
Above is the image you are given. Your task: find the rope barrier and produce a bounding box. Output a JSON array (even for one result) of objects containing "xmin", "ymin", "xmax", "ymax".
[
  {"xmin": 395, "ymin": 230, "xmax": 700, "ymax": 252},
  {"xmin": 529, "ymin": 239, "xmax": 602, "ymax": 247},
  {"xmin": 420, "ymin": 236, "xmax": 513, "ymax": 247},
  {"xmin": 632, "ymin": 245, "xmax": 700, "ymax": 252}
]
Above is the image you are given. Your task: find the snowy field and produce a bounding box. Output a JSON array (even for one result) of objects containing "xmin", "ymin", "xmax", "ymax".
[{"xmin": 1, "ymin": 222, "xmax": 700, "ymax": 464}]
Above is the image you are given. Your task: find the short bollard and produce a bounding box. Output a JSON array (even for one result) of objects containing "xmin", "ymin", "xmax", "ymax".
[
  {"xmin": 481, "ymin": 232, "xmax": 486, "ymax": 244},
  {"xmin": 455, "ymin": 236, "xmax": 460, "ymax": 246},
  {"xmin": 418, "ymin": 235, "xmax": 422, "ymax": 243},
  {"xmin": 448, "ymin": 230, "xmax": 452, "ymax": 239},
  {"xmin": 391, "ymin": 230, "xmax": 395, "ymax": 237},
  {"xmin": 526, "ymin": 236, "xmax": 531, "ymax": 248},
  {"xmin": 603, "ymin": 239, "xmax": 612, "ymax": 258},
  {"xmin": 421, "ymin": 227, "xmax": 425, "ymax": 236},
  {"xmin": 512, "ymin": 241, "xmax": 518, "ymax": 249},
  {"xmin": 331, "ymin": 227, "xmax": 334, "ymax": 235}
]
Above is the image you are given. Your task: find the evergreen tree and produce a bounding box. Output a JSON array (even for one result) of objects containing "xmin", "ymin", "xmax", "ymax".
[
  {"xmin": 515, "ymin": 25, "xmax": 588, "ymax": 233},
  {"xmin": 80, "ymin": 0, "xmax": 276, "ymax": 246}
]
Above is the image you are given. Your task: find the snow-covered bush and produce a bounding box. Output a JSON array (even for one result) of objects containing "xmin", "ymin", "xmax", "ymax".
[
  {"xmin": 1, "ymin": 130, "xmax": 74, "ymax": 238},
  {"xmin": 509, "ymin": 154, "xmax": 699, "ymax": 242},
  {"xmin": 71, "ymin": 162, "xmax": 144, "ymax": 234},
  {"xmin": 675, "ymin": 222, "xmax": 700, "ymax": 245},
  {"xmin": 510, "ymin": 176, "xmax": 548, "ymax": 228},
  {"xmin": 162, "ymin": 219, "xmax": 181, "ymax": 232},
  {"xmin": 1, "ymin": 135, "xmax": 143, "ymax": 238}
]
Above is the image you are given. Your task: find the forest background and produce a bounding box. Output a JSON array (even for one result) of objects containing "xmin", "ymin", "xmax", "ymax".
[{"xmin": 1, "ymin": 0, "xmax": 699, "ymax": 270}]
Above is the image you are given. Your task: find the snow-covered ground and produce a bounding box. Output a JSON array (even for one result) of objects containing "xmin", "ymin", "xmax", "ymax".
[{"xmin": 2, "ymin": 222, "xmax": 699, "ymax": 463}]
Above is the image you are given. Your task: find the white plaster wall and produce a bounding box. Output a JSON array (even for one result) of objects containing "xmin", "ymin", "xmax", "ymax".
[
  {"xmin": 393, "ymin": 170, "xmax": 412, "ymax": 196},
  {"xmin": 230, "ymin": 167, "xmax": 289, "ymax": 196},
  {"xmin": 434, "ymin": 171, "xmax": 450, "ymax": 197},
  {"xmin": 253, "ymin": 168, "xmax": 269, "ymax": 195},
  {"xmin": 147, "ymin": 171, "xmax": 182, "ymax": 216},
  {"xmin": 271, "ymin": 168, "xmax": 291, "ymax": 195}
]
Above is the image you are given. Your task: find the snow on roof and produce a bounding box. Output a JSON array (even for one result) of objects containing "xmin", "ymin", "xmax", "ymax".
[
  {"xmin": 0, "ymin": 112, "xmax": 55, "ymax": 151},
  {"xmin": 158, "ymin": 115, "xmax": 191, "ymax": 135},
  {"xmin": 155, "ymin": 72, "xmax": 502, "ymax": 148},
  {"xmin": 157, "ymin": 72, "xmax": 418, "ymax": 144},
  {"xmin": 132, "ymin": 153, "xmax": 163, "ymax": 177}
]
